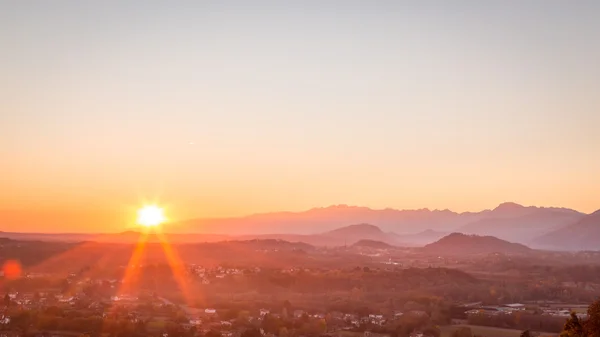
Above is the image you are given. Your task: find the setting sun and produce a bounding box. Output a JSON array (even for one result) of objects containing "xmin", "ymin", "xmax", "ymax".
[{"xmin": 136, "ymin": 205, "xmax": 165, "ymax": 227}]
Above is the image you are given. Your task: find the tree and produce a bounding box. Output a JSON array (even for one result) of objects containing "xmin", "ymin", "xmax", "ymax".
[
  {"xmin": 237, "ymin": 310, "xmax": 251, "ymax": 323},
  {"xmin": 423, "ymin": 326, "xmax": 441, "ymax": 337},
  {"xmin": 587, "ymin": 298, "xmax": 600, "ymax": 337},
  {"xmin": 135, "ymin": 320, "xmax": 147, "ymax": 334},
  {"xmin": 282, "ymin": 300, "xmax": 292, "ymax": 319},
  {"xmin": 262, "ymin": 313, "xmax": 283, "ymax": 334},
  {"xmin": 205, "ymin": 330, "xmax": 222, "ymax": 337},
  {"xmin": 241, "ymin": 328, "xmax": 262, "ymax": 337},
  {"xmin": 561, "ymin": 313, "xmax": 584, "ymax": 337},
  {"xmin": 351, "ymin": 287, "xmax": 363, "ymax": 301},
  {"xmin": 520, "ymin": 330, "xmax": 532, "ymax": 337},
  {"xmin": 394, "ymin": 325, "xmax": 409, "ymax": 337},
  {"xmin": 431, "ymin": 302, "xmax": 450, "ymax": 325},
  {"xmin": 313, "ymin": 319, "xmax": 327, "ymax": 334},
  {"xmin": 451, "ymin": 327, "xmax": 473, "ymax": 337},
  {"xmin": 165, "ymin": 323, "xmax": 186, "ymax": 337}
]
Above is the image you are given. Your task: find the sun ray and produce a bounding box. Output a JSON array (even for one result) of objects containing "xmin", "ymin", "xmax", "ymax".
[
  {"xmin": 155, "ymin": 231, "xmax": 195, "ymax": 307},
  {"xmin": 116, "ymin": 231, "xmax": 149, "ymax": 296}
]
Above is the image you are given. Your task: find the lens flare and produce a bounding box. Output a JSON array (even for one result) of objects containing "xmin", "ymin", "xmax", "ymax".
[{"xmin": 2, "ymin": 260, "xmax": 22, "ymax": 279}]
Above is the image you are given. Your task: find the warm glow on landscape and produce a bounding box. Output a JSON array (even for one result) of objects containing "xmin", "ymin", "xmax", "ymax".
[
  {"xmin": 1, "ymin": 3, "xmax": 600, "ymax": 336},
  {"xmin": 136, "ymin": 205, "xmax": 165, "ymax": 228}
]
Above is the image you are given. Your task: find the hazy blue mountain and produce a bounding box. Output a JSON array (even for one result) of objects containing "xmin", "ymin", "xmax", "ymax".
[
  {"xmin": 458, "ymin": 203, "xmax": 585, "ymax": 243},
  {"xmin": 533, "ymin": 209, "xmax": 600, "ymax": 251}
]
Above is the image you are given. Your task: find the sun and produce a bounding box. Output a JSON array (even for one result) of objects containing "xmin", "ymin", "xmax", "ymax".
[{"xmin": 137, "ymin": 205, "xmax": 166, "ymax": 227}]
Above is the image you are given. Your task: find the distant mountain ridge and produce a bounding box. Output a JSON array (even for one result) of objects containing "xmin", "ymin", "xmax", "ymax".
[
  {"xmin": 533, "ymin": 209, "xmax": 600, "ymax": 251},
  {"xmin": 171, "ymin": 204, "xmax": 489, "ymax": 235},
  {"xmin": 171, "ymin": 202, "xmax": 584, "ymax": 235},
  {"xmin": 1, "ymin": 202, "xmax": 593, "ymax": 250},
  {"xmin": 170, "ymin": 203, "xmax": 585, "ymax": 246},
  {"xmin": 458, "ymin": 203, "xmax": 585, "ymax": 243}
]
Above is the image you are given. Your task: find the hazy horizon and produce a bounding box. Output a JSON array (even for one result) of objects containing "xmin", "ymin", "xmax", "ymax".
[
  {"xmin": 0, "ymin": 201, "xmax": 594, "ymax": 235},
  {"xmin": 2, "ymin": 1, "xmax": 599, "ymax": 232}
]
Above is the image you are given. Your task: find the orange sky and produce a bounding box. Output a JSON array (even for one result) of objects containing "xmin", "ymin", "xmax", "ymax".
[{"xmin": 1, "ymin": 2, "xmax": 599, "ymax": 233}]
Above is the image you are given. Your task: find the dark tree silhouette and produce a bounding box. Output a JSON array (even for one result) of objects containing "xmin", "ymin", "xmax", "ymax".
[
  {"xmin": 520, "ymin": 330, "xmax": 532, "ymax": 337},
  {"xmin": 205, "ymin": 330, "xmax": 222, "ymax": 337},
  {"xmin": 241, "ymin": 328, "xmax": 262, "ymax": 337},
  {"xmin": 587, "ymin": 299, "xmax": 600, "ymax": 337},
  {"xmin": 561, "ymin": 312, "xmax": 584, "ymax": 337},
  {"xmin": 423, "ymin": 326, "xmax": 441, "ymax": 337}
]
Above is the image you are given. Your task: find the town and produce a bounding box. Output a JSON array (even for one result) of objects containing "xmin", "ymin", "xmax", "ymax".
[{"xmin": 2, "ymin": 240, "xmax": 599, "ymax": 337}]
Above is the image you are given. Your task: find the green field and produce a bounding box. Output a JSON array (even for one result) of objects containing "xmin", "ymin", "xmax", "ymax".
[
  {"xmin": 330, "ymin": 332, "xmax": 363, "ymax": 337},
  {"xmin": 440, "ymin": 325, "xmax": 559, "ymax": 337}
]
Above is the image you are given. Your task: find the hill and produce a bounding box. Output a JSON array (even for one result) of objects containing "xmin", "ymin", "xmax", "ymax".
[
  {"xmin": 458, "ymin": 203, "xmax": 585, "ymax": 244},
  {"xmin": 0, "ymin": 231, "xmax": 96, "ymax": 242},
  {"xmin": 0, "ymin": 224, "xmax": 400, "ymax": 247},
  {"xmin": 235, "ymin": 224, "xmax": 400, "ymax": 246},
  {"xmin": 321, "ymin": 223, "xmax": 403, "ymax": 245},
  {"xmin": 325, "ymin": 223, "xmax": 383, "ymax": 237},
  {"xmin": 352, "ymin": 239, "xmax": 394, "ymax": 249},
  {"xmin": 395, "ymin": 229, "xmax": 448, "ymax": 246},
  {"xmin": 423, "ymin": 233, "xmax": 533, "ymax": 255},
  {"xmin": 533, "ymin": 209, "xmax": 600, "ymax": 251},
  {"xmin": 0, "ymin": 237, "xmax": 326, "ymax": 273}
]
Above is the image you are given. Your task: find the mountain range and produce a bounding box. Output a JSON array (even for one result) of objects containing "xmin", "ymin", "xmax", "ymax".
[
  {"xmin": 169, "ymin": 202, "xmax": 588, "ymax": 245},
  {"xmin": 533, "ymin": 210, "xmax": 600, "ymax": 251},
  {"xmin": 169, "ymin": 204, "xmax": 487, "ymax": 235},
  {"xmin": 1, "ymin": 202, "xmax": 597, "ymax": 250},
  {"xmin": 456, "ymin": 202, "xmax": 585, "ymax": 243}
]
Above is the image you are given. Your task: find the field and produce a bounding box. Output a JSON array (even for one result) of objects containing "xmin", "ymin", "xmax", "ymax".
[
  {"xmin": 439, "ymin": 325, "xmax": 559, "ymax": 337},
  {"xmin": 325, "ymin": 326, "xmax": 559, "ymax": 337}
]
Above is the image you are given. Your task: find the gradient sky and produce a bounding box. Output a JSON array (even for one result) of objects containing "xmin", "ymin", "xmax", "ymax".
[{"xmin": 1, "ymin": 1, "xmax": 599, "ymax": 232}]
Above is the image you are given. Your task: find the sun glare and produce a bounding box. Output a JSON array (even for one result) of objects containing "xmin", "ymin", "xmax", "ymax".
[{"xmin": 137, "ymin": 205, "xmax": 165, "ymax": 227}]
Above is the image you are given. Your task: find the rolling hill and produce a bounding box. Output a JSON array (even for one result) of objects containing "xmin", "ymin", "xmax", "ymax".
[
  {"xmin": 0, "ymin": 224, "xmax": 401, "ymax": 247},
  {"xmin": 323, "ymin": 223, "xmax": 388, "ymax": 241},
  {"xmin": 352, "ymin": 239, "xmax": 395, "ymax": 249},
  {"xmin": 395, "ymin": 229, "xmax": 448, "ymax": 246},
  {"xmin": 247, "ymin": 223, "xmax": 402, "ymax": 246},
  {"xmin": 423, "ymin": 232, "xmax": 533, "ymax": 255}
]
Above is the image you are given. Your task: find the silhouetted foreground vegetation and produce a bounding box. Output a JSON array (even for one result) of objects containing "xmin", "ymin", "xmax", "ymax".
[{"xmin": 560, "ymin": 299, "xmax": 600, "ymax": 337}]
